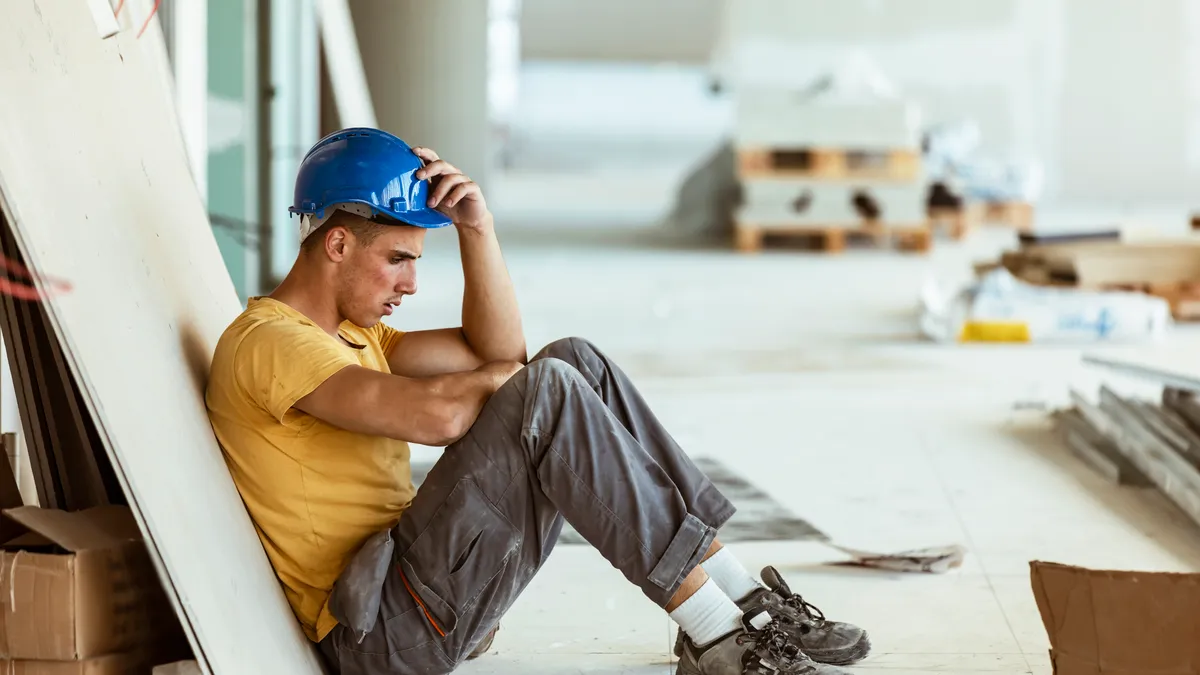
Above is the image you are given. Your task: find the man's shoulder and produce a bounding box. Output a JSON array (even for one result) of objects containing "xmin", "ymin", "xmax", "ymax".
[
  {"xmin": 216, "ymin": 298, "xmax": 319, "ymax": 353},
  {"xmin": 207, "ymin": 299, "xmax": 339, "ymax": 407}
]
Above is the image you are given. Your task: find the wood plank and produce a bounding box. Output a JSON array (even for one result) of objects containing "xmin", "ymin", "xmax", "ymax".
[{"xmin": 0, "ymin": 5, "xmax": 322, "ymax": 674}]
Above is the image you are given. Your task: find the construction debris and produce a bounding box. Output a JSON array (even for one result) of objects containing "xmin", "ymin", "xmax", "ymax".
[
  {"xmin": 979, "ymin": 234, "xmax": 1200, "ymax": 321},
  {"xmin": 923, "ymin": 119, "xmax": 1044, "ymax": 206},
  {"xmin": 919, "ymin": 267, "xmax": 1171, "ymax": 343},
  {"xmin": 824, "ymin": 543, "xmax": 967, "ymax": 574}
]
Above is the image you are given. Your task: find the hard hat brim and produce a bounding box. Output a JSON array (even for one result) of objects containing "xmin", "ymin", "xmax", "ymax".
[
  {"xmin": 290, "ymin": 200, "xmax": 456, "ymax": 229},
  {"xmin": 381, "ymin": 205, "xmax": 455, "ymax": 229}
]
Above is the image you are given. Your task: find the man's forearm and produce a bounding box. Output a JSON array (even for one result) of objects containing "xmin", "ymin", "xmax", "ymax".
[
  {"xmin": 423, "ymin": 361, "xmax": 521, "ymax": 443},
  {"xmin": 459, "ymin": 217, "xmax": 527, "ymax": 363}
]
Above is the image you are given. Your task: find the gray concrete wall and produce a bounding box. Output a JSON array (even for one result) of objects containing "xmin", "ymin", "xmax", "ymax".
[
  {"xmin": 349, "ymin": 0, "xmax": 491, "ymax": 189},
  {"xmin": 519, "ymin": 0, "xmax": 722, "ymax": 62}
]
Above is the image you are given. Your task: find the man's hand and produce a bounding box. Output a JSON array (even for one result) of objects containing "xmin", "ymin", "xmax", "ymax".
[{"xmin": 413, "ymin": 147, "xmax": 491, "ymax": 232}]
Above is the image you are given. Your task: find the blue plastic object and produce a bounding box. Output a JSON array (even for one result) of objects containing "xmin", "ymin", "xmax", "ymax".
[{"xmin": 289, "ymin": 127, "xmax": 453, "ymax": 228}]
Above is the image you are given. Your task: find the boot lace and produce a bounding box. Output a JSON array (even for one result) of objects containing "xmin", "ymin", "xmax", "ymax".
[
  {"xmin": 736, "ymin": 619, "xmax": 812, "ymax": 673},
  {"xmin": 782, "ymin": 593, "xmax": 827, "ymax": 627}
]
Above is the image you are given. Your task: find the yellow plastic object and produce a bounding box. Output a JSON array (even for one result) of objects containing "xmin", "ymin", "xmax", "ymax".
[{"xmin": 958, "ymin": 321, "xmax": 1031, "ymax": 343}]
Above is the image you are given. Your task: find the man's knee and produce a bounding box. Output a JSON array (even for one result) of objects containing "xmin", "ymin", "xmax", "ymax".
[
  {"xmin": 519, "ymin": 357, "xmax": 590, "ymax": 402},
  {"xmin": 523, "ymin": 356, "xmax": 577, "ymax": 381},
  {"xmin": 532, "ymin": 336, "xmax": 598, "ymax": 363}
]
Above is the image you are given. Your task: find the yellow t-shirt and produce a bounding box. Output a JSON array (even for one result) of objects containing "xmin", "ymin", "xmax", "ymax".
[{"xmin": 205, "ymin": 297, "xmax": 415, "ymax": 642}]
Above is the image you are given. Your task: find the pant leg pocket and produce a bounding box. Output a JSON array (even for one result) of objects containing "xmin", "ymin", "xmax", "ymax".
[
  {"xmin": 332, "ymin": 612, "xmax": 456, "ymax": 675},
  {"xmin": 397, "ymin": 478, "xmax": 520, "ymax": 637}
]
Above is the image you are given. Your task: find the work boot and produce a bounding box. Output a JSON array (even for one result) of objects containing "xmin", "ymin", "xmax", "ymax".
[
  {"xmin": 675, "ymin": 609, "xmax": 852, "ymax": 675},
  {"xmin": 753, "ymin": 567, "xmax": 870, "ymax": 665},
  {"xmin": 675, "ymin": 567, "xmax": 870, "ymax": 666}
]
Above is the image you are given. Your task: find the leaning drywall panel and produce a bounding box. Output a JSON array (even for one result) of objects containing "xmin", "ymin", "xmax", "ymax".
[{"xmin": 0, "ymin": 4, "xmax": 322, "ymax": 674}]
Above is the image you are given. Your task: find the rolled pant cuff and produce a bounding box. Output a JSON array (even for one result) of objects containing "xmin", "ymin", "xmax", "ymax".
[{"xmin": 646, "ymin": 506, "xmax": 734, "ymax": 607}]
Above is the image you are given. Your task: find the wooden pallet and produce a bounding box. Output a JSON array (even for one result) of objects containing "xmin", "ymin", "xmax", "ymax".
[
  {"xmin": 737, "ymin": 147, "xmax": 921, "ymax": 181},
  {"xmin": 982, "ymin": 200, "xmax": 1034, "ymax": 231},
  {"xmin": 734, "ymin": 220, "xmax": 932, "ymax": 254}
]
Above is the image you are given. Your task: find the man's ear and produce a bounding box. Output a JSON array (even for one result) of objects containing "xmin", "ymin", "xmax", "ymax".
[{"xmin": 325, "ymin": 227, "xmax": 349, "ymax": 262}]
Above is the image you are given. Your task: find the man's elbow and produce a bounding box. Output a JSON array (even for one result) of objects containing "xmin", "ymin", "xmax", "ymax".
[{"xmin": 426, "ymin": 400, "xmax": 472, "ymax": 446}]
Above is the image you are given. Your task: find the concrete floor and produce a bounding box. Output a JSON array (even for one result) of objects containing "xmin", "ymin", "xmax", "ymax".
[{"xmin": 389, "ymin": 222, "xmax": 1200, "ymax": 675}]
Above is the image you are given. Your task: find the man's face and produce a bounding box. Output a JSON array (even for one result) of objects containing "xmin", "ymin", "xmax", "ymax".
[{"xmin": 333, "ymin": 221, "xmax": 425, "ymax": 327}]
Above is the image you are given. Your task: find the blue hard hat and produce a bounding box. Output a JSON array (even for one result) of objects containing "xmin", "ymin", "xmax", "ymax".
[{"xmin": 289, "ymin": 127, "xmax": 453, "ymax": 228}]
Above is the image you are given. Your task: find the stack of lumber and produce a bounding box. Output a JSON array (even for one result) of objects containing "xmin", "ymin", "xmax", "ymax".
[
  {"xmin": 978, "ymin": 232, "xmax": 1200, "ymax": 321},
  {"xmin": 1060, "ymin": 385, "xmax": 1200, "ymax": 529},
  {"xmin": 0, "ymin": 3, "xmax": 326, "ymax": 673},
  {"xmin": 731, "ymin": 89, "xmax": 931, "ymax": 254}
]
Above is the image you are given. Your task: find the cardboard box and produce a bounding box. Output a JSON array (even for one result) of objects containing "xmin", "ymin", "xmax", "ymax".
[
  {"xmin": 0, "ymin": 506, "xmax": 185, "ymax": 661},
  {"xmin": 1031, "ymin": 561, "xmax": 1200, "ymax": 674},
  {"xmin": 1, "ymin": 651, "xmax": 152, "ymax": 675}
]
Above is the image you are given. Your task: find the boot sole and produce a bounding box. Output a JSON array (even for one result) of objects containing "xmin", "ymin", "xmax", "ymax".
[
  {"xmin": 806, "ymin": 633, "xmax": 872, "ymax": 666},
  {"xmin": 674, "ymin": 658, "xmax": 698, "ymax": 675},
  {"xmin": 676, "ymin": 627, "xmax": 873, "ymax": 667}
]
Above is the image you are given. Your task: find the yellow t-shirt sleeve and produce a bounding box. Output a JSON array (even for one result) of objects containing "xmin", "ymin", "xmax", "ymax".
[
  {"xmin": 234, "ymin": 320, "xmax": 357, "ymax": 424},
  {"xmin": 370, "ymin": 322, "xmax": 405, "ymax": 363}
]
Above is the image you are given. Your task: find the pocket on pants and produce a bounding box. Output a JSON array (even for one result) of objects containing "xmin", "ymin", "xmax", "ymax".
[{"xmin": 398, "ymin": 478, "xmax": 520, "ymax": 636}]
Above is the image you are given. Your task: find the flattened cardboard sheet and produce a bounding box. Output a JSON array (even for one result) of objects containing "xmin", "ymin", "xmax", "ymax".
[{"xmin": 1031, "ymin": 561, "xmax": 1200, "ymax": 675}]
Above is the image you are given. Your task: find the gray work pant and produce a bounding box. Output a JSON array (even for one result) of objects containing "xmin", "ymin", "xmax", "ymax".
[{"xmin": 320, "ymin": 338, "xmax": 736, "ymax": 675}]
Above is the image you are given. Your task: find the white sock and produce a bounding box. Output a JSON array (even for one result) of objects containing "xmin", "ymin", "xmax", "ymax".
[
  {"xmin": 668, "ymin": 579, "xmax": 743, "ymax": 647},
  {"xmin": 700, "ymin": 548, "xmax": 763, "ymax": 602}
]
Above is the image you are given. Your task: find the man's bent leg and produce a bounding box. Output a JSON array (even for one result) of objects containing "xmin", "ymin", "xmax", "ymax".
[
  {"xmin": 324, "ymin": 358, "xmax": 734, "ymax": 674},
  {"xmin": 530, "ymin": 338, "xmax": 730, "ymax": 525},
  {"xmin": 536, "ymin": 339, "xmax": 873, "ymax": 667},
  {"xmin": 509, "ymin": 357, "xmax": 736, "ymax": 606}
]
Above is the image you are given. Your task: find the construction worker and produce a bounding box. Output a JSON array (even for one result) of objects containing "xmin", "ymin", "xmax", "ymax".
[{"xmin": 205, "ymin": 128, "xmax": 870, "ymax": 675}]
